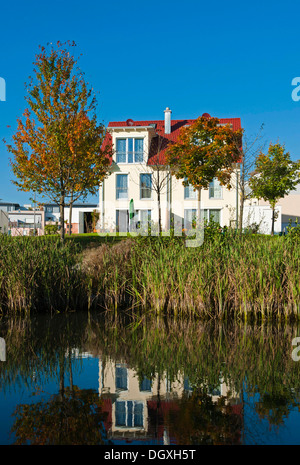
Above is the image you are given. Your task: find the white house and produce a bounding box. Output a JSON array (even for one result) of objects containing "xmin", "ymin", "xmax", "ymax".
[
  {"xmin": 8, "ymin": 210, "xmax": 45, "ymax": 236},
  {"xmin": 99, "ymin": 108, "xmax": 242, "ymax": 234}
]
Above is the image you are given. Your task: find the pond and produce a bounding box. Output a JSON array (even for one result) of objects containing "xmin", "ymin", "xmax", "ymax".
[{"xmin": 0, "ymin": 311, "xmax": 300, "ymax": 445}]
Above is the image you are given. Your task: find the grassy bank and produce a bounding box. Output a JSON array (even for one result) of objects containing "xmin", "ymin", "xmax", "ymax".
[
  {"xmin": 0, "ymin": 232, "xmax": 299, "ymax": 320},
  {"xmin": 82, "ymin": 233, "xmax": 300, "ymax": 321}
]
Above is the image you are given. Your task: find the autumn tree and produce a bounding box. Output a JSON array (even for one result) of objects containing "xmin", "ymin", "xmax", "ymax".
[
  {"xmin": 7, "ymin": 41, "xmax": 111, "ymax": 241},
  {"xmin": 249, "ymin": 143, "xmax": 299, "ymax": 235},
  {"xmin": 165, "ymin": 116, "xmax": 243, "ymax": 229}
]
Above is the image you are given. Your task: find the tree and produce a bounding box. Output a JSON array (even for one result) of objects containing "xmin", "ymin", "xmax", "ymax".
[
  {"xmin": 249, "ymin": 143, "xmax": 299, "ymax": 235},
  {"xmin": 168, "ymin": 389, "xmax": 242, "ymax": 445},
  {"xmin": 135, "ymin": 129, "xmax": 171, "ymax": 234},
  {"xmin": 165, "ymin": 115, "xmax": 243, "ymax": 228},
  {"xmin": 148, "ymin": 131, "xmax": 171, "ymax": 235},
  {"xmin": 6, "ymin": 41, "xmax": 112, "ymax": 241},
  {"xmin": 231, "ymin": 124, "xmax": 266, "ymax": 231}
]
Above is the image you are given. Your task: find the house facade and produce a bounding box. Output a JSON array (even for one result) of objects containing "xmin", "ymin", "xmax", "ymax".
[
  {"xmin": 97, "ymin": 357, "xmax": 242, "ymax": 444},
  {"xmin": 99, "ymin": 108, "xmax": 242, "ymax": 234}
]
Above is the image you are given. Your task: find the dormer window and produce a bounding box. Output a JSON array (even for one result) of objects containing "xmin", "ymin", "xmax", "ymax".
[{"xmin": 116, "ymin": 138, "xmax": 144, "ymax": 164}]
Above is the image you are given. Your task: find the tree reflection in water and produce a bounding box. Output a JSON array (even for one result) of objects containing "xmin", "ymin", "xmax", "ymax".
[
  {"xmin": 0, "ymin": 313, "xmax": 300, "ymax": 445},
  {"xmin": 11, "ymin": 350, "xmax": 109, "ymax": 445}
]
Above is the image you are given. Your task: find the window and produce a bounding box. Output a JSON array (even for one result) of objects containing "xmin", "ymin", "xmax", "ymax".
[
  {"xmin": 184, "ymin": 209, "xmax": 197, "ymax": 230},
  {"xmin": 184, "ymin": 209, "xmax": 221, "ymax": 228},
  {"xmin": 140, "ymin": 210, "xmax": 151, "ymax": 228},
  {"xmin": 206, "ymin": 209, "xmax": 221, "ymax": 224},
  {"xmin": 209, "ymin": 178, "xmax": 222, "ymax": 199},
  {"xmin": 184, "ymin": 178, "xmax": 196, "ymax": 199},
  {"xmin": 115, "ymin": 364, "xmax": 128, "ymax": 390},
  {"xmin": 116, "ymin": 210, "xmax": 129, "ymax": 233},
  {"xmin": 184, "ymin": 376, "xmax": 193, "ymax": 393},
  {"xmin": 208, "ymin": 385, "xmax": 221, "ymax": 396},
  {"xmin": 116, "ymin": 174, "xmax": 128, "ymax": 199},
  {"xmin": 134, "ymin": 210, "xmax": 151, "ymax": 233},
  {"xmin": 115, "ymin": 401, "xmax": 143, "ymax": 428},
  {"xmin": 45, "ymin": 206, "xmax": 53, "ymax": 213},
  {"xmin": 116, "ymin": 138, "xmax": 144, "ymax": 164},
  {"xmin": 140, "ymin": 174, "xmax": 152, "ymax": 199},
  {"xmin": 139, "ymin": 376, "xmax": 152, "ymax": 392}
]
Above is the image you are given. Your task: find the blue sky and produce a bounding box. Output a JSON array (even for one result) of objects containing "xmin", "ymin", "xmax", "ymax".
[{"xmin": 1, "ymin": 0, "xmax": 300, "ymax": 205}]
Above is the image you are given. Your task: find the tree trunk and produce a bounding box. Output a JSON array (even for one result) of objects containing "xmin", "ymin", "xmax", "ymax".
[
  {"xmin": 157, "ymin": 169, "xmax": 162, "ymax": 235},
  {"xmin": 59, "ymin": 195, "xmax": 65, "ymax": 242},
  {"xmin": 271, "ymin": 206, "xmax": 275, "ymax": 236},
  {"xmin": 239, "ymin": 189, "xmax": 244, "ymax": 232},
  {"xmin": 158, "ymin": 190, "xmax": 162, "ymax": 235},
  {"xmin": 68, "ymin": 192, "xmax": 73, "ymax": 236},
  {"xmin": 197, "ymin": 188, "xmax": 202, "ymax": 228}
]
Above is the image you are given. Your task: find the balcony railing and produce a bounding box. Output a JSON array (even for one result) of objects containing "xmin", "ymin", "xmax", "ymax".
[{"xmin": 9, "ymin": 222, "xmax": 42, "ymax": 229}]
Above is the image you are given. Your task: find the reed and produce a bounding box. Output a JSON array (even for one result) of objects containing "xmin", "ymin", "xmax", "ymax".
[
  {"xmin": 0, "ymin": 235, "xmax": 87, "ymax": 314},
  {"xmin": 1, "ymin": 232, "xmax": 299, "ymax": 320},
  {"xmin": 81, "ymin": 232, "xmax": 300, "ymax": 321}
]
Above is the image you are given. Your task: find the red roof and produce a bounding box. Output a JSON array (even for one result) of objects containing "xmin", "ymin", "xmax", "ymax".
[{"xmin": 103, "ymin": 116, "xmax": 242, "ymax": 165}]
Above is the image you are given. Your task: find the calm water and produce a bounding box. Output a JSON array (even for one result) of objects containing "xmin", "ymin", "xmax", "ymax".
[{"xmin": 0, "ymin": 312, "xmax": 300, "ymax": 445}]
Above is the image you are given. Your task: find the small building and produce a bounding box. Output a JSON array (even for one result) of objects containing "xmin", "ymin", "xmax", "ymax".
[
  {"xmin": 9, "ymin": 210, "xmax": 45, "ymax": 236},
  {"xmin": 0, "ymin": 202, "xmax": 21, "ymax": 212},
  {"xmin": 43, "ymin": 203, "xmax": 99, "ymax": 234}
]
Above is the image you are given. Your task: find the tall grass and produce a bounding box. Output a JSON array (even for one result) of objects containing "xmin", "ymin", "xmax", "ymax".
[
  {"xmin": 82, "ymin": 232, "xmax": 300, "ymax": 321},
  {"xmin": 1, "ymin": 232, "xmax": 300, "ymax": 320},
  {"xmin": 0, "ymin": 235, "xmax": 87, "ymax": 314}
]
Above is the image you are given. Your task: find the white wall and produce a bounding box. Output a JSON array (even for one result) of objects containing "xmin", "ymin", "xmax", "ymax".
[{"xmin": 243, "ymin": 205, "xmax": 281, "ymax": 234}]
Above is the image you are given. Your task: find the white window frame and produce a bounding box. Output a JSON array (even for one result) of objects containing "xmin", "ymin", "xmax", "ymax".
[
  {"xmin": 115, "ymin": 364, "xmax": 128, "ymax": 391},
  {"xmin": 204, "ymin": 208, "xmax": 222, "ymax": 224},
  {"xmin": 209, "ymin": 178, "xmax": 222, "ymax": 199},
  {"xmin": 116, "ymin": 174, "xmax": 129, "ymax": 200},
  {"xmin": 183, "ymin": 178, "xmax": 196, "ymax": 200},
  {"xmin": 140, "ymin": 173, "xmax": 152, "ymax": 200},
  {"xmin": 115, "ymin": 400, "xmax": 144, "ymax": 428},
  {"xmin": 115, "ymin": 137, "xmax": 144, "ymax": 164}
]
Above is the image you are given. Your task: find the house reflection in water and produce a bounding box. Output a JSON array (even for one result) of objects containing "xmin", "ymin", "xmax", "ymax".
[{"xmin": 98, "ymin": 359, "xmax": 242, "ymax": 445}]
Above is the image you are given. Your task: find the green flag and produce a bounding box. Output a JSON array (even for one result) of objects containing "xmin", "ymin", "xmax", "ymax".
[{"xmin": 129, "ymin": 199, "xmax": 134, "ymax": 220}]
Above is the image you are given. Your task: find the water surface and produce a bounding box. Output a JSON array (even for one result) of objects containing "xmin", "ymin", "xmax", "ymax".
[{"xmin": 0, "ymin": 312, "xmax": 299, "ymax": 445}]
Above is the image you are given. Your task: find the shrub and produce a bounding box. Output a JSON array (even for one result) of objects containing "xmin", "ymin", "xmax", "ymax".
[{"xmin": 45, "ymin": 224, "xmax": 59, "ymax": 235}]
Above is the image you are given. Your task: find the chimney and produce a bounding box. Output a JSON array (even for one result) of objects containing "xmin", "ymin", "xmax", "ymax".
[{"xmin": 164, "ymin": 107, "xmax": 172, "ymax": 134}]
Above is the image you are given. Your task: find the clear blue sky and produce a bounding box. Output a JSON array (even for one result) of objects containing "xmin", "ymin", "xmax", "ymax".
[{"xmin": 1, "ymin": 0, "xmax": 300, "ymax": 205}]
